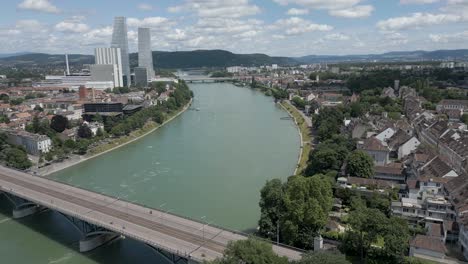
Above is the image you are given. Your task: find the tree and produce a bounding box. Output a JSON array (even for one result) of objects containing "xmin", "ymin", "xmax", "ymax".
[
  {"xmin": 292, "ymin": 97, "xmax": 306, "ymax": 109},
  {"xmin": 10, "ymin": 98, "xmax": 24, "ymax": 105},
  {"xmin": 77, "ymin": 124, "xmax": 93, "ymax": 139},
  {"xmin": 343, "ymin": 207, "xmax": 387, "ymax": 262},
  {"xmin": 281, "ymin": 176, "xmax": 333, "ymax": 248},
  {"xmin": 294, "ymin": 251, "xmax": 350, "ymax": 264},
  {"xmin": 5, "ymin": 148, "xmax": 32, "ymax": 169},
  {"xmin": 50, "ymin": 115, "xmax": 69, "ymax": 133},
  {"xmin": 32, "ymin": 115, "xmax": 41, "ymax": 134},
  {"xmin": 96, "ymin": 128, "xmax": 104, "ymax": 137},
  {"xmin": 346, "ymin": 150, "xmax": 374, "ymax": 178},
  {"xmin": 258, "ymin": 179, "xmax": 284, "ymax": 241},
  {"xmin": 305, "ymin": 148, "xmax": 342, "ymax": 176},
  {"xmin": 33, "ymin": 105, "xmax": 43, "ymax": 112},
  {"xmin": 209, "ymin": 238, "xmax": 288, "ymax": 264},
  {"xmin": 75, "ymin": 139, "xmax": 89, "ymax": 155},
  {"xmin": 462, "ymin": 114, "xmax": 468, "ymax": 125}
]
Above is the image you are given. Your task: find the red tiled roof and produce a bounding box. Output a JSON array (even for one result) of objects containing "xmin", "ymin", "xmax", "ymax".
[{"xmin": 410, "ymin": 235, "xmax": 446, "ymax": 253}]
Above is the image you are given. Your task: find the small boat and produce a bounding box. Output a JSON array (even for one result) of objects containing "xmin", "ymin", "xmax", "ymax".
[{"xmin": 195, "ymin": 108, "xmax": 201, "ymax": 111}]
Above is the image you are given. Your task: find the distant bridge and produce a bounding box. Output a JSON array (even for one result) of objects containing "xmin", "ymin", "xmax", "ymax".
[
  {"xmin": 0, "ymin": 166, "xmax": 303, "ymax": 263},
  {"xmin": 179, "ymin": 76, "xmax": 234, "ymax": 83}
]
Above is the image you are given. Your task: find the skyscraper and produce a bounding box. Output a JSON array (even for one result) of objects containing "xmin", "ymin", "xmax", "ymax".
[
  {"xmin": 138, "ymin": 28, "xmax": 155, "ymax": 80},
  {"xmin": 111, "ymin": 17, "xmax": 130, "ymax": 86}
]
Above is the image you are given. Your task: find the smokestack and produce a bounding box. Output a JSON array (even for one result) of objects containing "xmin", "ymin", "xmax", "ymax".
[{"xmin": 65, "ymin": 54, "xmax": 70, "ymax": 76}]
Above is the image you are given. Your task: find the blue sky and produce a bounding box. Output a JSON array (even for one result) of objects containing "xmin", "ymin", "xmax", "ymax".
[{"xmin": 0, "ymin": 0, "xmax": 467, "ymax": 56}]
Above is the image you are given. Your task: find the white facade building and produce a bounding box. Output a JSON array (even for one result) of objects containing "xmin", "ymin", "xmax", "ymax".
[{"xmin": 94, "ymin": 47, "xmax": 124, "ymax": 87}]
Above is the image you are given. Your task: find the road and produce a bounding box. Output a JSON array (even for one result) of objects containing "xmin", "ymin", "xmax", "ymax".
[{"xmin": 0, "ymin": 166, "xmax": 303, "ymax": 262}]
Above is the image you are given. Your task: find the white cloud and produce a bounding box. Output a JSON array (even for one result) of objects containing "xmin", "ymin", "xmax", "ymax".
[
  {"xmin": 400, "ymin": 0, "xmax": 440, "ymax": 4},
  {"xmin": 17, "ymin": 0, "xmax": 60, "ymax": 13},
  {"xmin": 168, "ymin": 0, "xmax": 260, "ymax": 18},
  {"xmin": 430, "ymin": 31, "xmax": 468, "ymax": 43},
  {"xmin": 329, "ymin": 5, "xmax": 374, "ymax": 18},
  {"xmin": 272, "ymin": 17, "xmax": 333, "ymax": 35},
  {"xmin": 55, "ymin": 21, "xmax": 90, "ymax": 33},
  {"xmin": 377, "ymin": 12, "xmax": 463, "ymax": 31},
  {"xmin": 273, "ymin": 0, "xmax": 363, "ymax": 10},
  {"xmin": 138, "ymin": 3, "xmax": 154, "ymax": 11},
  {"xmin": 127, "ymin": 17, "xmax": 170, "ymax": 28},
  {"xmin": 81, "ymin": 26, "xmax": 113, "ymax": 46},
  {"xmin": 286, "ymin": 8, "xmax": 309, "ymax": 15},
  {"xmin": 324, "ymin": 33, "xmax": 350, "ymax": 40}
]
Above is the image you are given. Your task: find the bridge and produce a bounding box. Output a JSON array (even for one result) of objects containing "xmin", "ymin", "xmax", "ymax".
[
  {"xmin": 0, "ymin": 166, "xmax": 304, "ymax": 263},
  {"xmin": 178, "ymin": 76, "xmax": 233, "ymax": 83}
]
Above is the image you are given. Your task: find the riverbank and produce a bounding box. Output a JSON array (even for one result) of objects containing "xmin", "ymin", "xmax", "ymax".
[
  {"xmin": 37, "ymin": 99, "xmax": 192, "ymax": 176},
  {"xmin": 279, "ymin": 101, "xmax": 312, "ymax": 175}
]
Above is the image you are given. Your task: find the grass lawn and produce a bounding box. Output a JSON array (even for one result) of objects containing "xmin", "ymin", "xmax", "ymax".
[{"xmin": 280, "ymin": 101, "xmax": 312, "ymax": 174}]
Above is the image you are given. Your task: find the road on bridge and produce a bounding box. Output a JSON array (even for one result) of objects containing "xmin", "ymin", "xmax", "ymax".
[{"xmin": 0, "ymin": 166, "xmax": 303, "ymax": 262}]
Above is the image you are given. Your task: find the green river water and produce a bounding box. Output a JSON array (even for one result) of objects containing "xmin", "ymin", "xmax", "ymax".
[{"xmin": 0, "ymin": 83, "xmax": 300, "ymax": 263}]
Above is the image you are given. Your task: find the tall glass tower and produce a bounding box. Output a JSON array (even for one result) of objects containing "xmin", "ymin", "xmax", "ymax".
[
  {"xmin": 111, "ymin": 16, "xmax": 130, "ymax": 86},
  {"xmin": 138, "ymin": 28, "xmax": 155, "ymax": 80}
]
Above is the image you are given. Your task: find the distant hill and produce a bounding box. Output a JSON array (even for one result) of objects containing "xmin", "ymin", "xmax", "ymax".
[
  {"xmin": 0, "ymin": 53, "xmax": 94, "ymax": 67},
  {"xmin": 0, "ymin": 52, "xmax": 33, "ymax": 59},
  {"xmin": 1, "ymin": 49, "xmax": 467, "ymax": 69},
  {"xmin": 130, "ymin": 49, "xmax": 297, "ymax": 68},
  {"xmin": 296, "ymin": 49, "xmax": 468, "ymax": 63},
  {"xmin": 0, "ymin": 50, "xmax": 295, "ymax": 69}
]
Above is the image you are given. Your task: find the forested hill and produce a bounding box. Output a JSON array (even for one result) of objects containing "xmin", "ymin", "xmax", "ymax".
[
  {"xmin": 0, "ymin": 50, "xmax": 296, "ymax": 69},
  {"xmin": 135, "ymin": 50, "xmax": 297, "ymax": 68},
  {"xmin": 1, "ymin": 49, "xmax": 468, "ymax": 69}
]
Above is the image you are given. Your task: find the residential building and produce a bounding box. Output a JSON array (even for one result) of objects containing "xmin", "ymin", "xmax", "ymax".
[
  {"xmin": 138, "ymin": 28, "xmax": 155, "ymax": 80},
  {"xmin": 357, "ymin": 137, "xmax": 390, "ymax": 165},
  {"xmin": 436, "ymin": 99, "xmax": 468, "ymax": 112},
  {"xmin": 5, "ymin": 130, "xmax": 51, "ymax": 155}
]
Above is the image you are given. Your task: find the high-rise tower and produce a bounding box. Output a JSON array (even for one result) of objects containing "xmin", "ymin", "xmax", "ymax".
[
  {"xmin": 138, "ymin": 28, "xmax": 155, "ymax": 80},
  {"xmin": 111, "ymin": 16, "xmax": 130, "ymax": 86}
]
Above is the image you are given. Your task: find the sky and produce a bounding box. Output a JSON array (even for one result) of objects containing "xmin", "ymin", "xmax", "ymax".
[{"xmin": 0, "ymin": 0, "xmax": 467, "ymax": 56}]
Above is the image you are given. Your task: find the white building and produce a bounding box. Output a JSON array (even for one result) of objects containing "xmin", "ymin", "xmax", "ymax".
[
  {"xmin": 94, "ymin": 47, "xmax": 124, "ymax": 87},
  {"xmin": 376, "ymin": 128, "xmax": 396, "ymax": 143},
  {"xmin": 398, "ymin": 137, "xmax": 421, "ymax": 159},
  {"xmin": 5, "ymin": 130, "xmax": 51, "ymax": 155}
]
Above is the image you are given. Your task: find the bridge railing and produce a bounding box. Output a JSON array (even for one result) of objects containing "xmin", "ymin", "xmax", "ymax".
[{"xmin": 12, "ymin": 166, "xmax": 306, "ymax": 254}]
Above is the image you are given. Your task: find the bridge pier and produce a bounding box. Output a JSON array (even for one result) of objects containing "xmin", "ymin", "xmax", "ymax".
[
  {"xmin": 2, "ymin": 192, "xmax": 41, "ymax": 219},
  {"xmin": 13, "ymin": 204, "xmax": 40, "ymax": 219},
  {"xmin": 60, "ymin": 213, "xmax": 120, "ymax": 252},
  {"xmin": 79, "ymin": 233, "xmax": 120, "ymax": 252}
]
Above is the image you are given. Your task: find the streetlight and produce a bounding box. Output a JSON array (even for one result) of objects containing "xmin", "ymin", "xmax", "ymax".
[{"xmin": 201, "ymin": 216, "xmax": 206, "ymax": 244}]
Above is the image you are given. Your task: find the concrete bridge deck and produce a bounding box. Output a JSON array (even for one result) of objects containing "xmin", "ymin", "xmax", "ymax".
[{"xmin": 0, "ymin": 166, "xmax": 303, "ymax": 262}]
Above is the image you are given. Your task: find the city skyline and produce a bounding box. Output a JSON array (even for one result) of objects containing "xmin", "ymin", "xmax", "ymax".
[{"xmin": 0, "ymin": 0, "xmax": 467, "ymax": 56}]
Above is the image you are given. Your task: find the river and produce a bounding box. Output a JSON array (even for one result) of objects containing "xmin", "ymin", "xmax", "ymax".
[{"xmin": 0, "ymin": 83, "xmax": 300, "ymax": 264}]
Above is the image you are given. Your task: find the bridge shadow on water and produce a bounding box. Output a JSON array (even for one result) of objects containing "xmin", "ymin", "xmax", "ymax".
[{"xmin": 0, "ymin": 196, "xmax": 173, "ymax": 264}]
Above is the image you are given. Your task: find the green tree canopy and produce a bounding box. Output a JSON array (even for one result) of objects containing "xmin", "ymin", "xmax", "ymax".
[
  {"xmin": 77, "ymin": 124, "xmax": 93, "ymax": 139},
  {"xmin": 209, "ymin": 238, "xmax": 288, "ymax": 264},
  {"xmin": 258, "ymin": 176, "xmax": 333, "ymax": 248},
  {"xmin": 5, "ymin": 148, "xmax": 32, "ymax": 169},
  {"xmin": 346, "ymin": 150, "xmax": 374, "ymax": 178},
  {"xmin": 294, "ymin": 251, "xmax": 350, "ymax": 264},
  {"xmin": 50, "ymin": 115, "xmax": 69, "ymax": 133}
]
